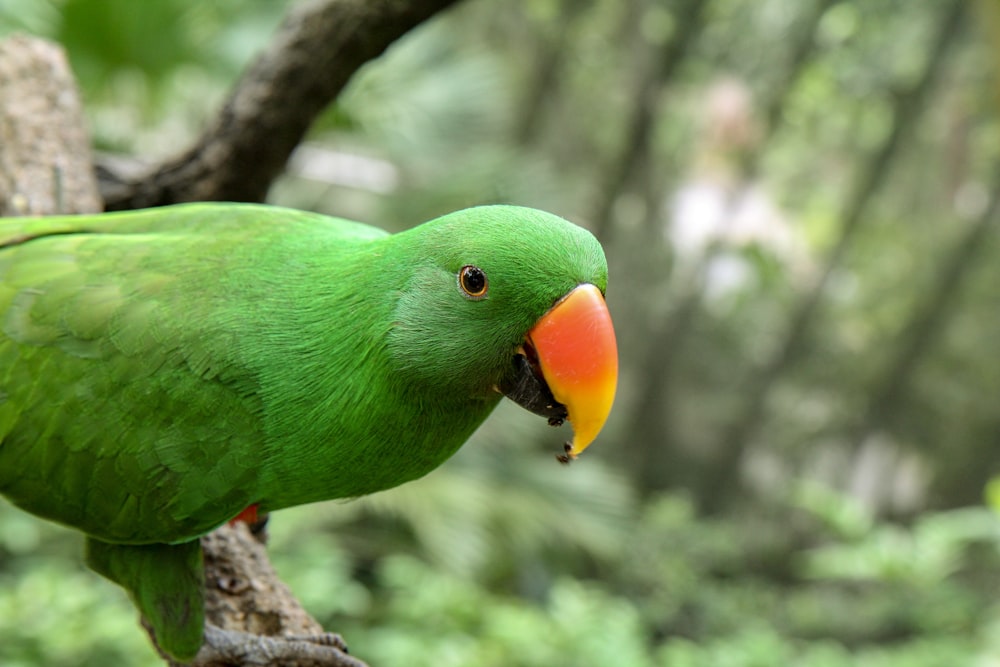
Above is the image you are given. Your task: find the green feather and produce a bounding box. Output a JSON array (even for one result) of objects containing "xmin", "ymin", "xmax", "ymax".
[{"xmin": 0, "ymin": 202, "xmax": 608, "ymax": 660}]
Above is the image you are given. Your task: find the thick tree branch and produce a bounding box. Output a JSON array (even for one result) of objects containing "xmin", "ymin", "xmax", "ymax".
[
  {"xmin": 98, "ymin": 0, "xmax": 461, "ymax": 209},
  {"xmin": 0, "ymin": 35, "xmax": 101, "ymax": 215},
  {"xmin": 159, "ymin": 523, "xmax": 367, "ymax": 667}
]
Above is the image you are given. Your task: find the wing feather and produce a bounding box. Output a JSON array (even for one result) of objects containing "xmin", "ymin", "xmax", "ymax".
[{"xmin": 0, "ymin": 204, "xmax": 351, "ymax": 543}]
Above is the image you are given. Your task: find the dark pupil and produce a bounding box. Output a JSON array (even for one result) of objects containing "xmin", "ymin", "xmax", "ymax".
[{"xmin": 463, "ymin": 267, "xmax": 485, "ymax": 294}]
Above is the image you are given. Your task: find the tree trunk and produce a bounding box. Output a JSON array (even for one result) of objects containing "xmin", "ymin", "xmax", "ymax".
[
  {"xmin": 699, "ymin": 0, "xmax": 967, "ymax": 513},
  {"xmin": 0, "ymin": 35, "xmax": 101, "ymax": 216},
  {"xmin": 624, "ymin": 0, "xmax": 838, "ymax": 499}
]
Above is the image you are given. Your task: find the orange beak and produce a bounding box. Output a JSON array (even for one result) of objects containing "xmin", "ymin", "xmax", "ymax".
[{"xmin": 526, "ymin": 283, "xmax": 618, "ymax": 460}]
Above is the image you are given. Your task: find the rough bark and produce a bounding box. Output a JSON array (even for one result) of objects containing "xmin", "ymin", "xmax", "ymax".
[
  {"xmin": 0, "ymin": 35, "xmax": 101, "ymax": 215},
  {"xmin": 98, "ymin": 0, "xmax": 461, "ymax": 209},
  {"xmin": 165, "ymin": 523, "xmax": 367, "ymax": 667}
]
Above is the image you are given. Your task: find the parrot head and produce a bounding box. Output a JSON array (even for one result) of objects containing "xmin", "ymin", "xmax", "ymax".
[{"xmin": 388, "ymin": 205, "xmax": 618, "ymax": 460}]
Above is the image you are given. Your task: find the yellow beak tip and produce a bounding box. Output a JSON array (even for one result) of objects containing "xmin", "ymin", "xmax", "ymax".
[{"xmin": 528, "ymin": 283, "xmax": 618, "ymax": 462}]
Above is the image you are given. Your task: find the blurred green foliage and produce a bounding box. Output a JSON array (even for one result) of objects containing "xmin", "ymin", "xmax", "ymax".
[
  {"xmin": 3, "ymin": 483, "xmax": 997, "ymax": 665},
  {"xmin": 2, "ymin": 0, "xmax": 999, "ymax": 665}
]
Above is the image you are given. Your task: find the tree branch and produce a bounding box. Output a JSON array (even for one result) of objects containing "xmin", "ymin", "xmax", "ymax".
[
  {"xmin": 98, "ymin": 0, "xmax": 462, "ymax": 209},
  {"xmin": 161, "ymin": 523, "xmax": 367, "ymax": 667},
  {"xmin": 0, "ymin": 35, "xmax": 101, "ymax": 215}
]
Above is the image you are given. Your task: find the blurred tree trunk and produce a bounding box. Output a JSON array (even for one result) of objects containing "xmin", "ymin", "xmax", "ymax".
[
  {"xmin": 624, "ymin": 0, "xmax": 838, "ymax": 498},
  {"xmin": 849, "ymin": 168, "xmax": 1000, "ymax": 451},
  {"xmin": 591, "ymin": 0, "xmax": 708, "ymax": 241},
  {"xmin": 934, "ymin": 413, "xmax": 1000, "ymax": 508},
  {"xmin": 0, "ymin": 36, "xmax": 101, "ymax": 215},
  {"xmin": 512, "ymin": 0, "xmax": 593, "ymax": 146},
  {"xmin": 855, "ymin": 160, "xmax": 1000, "ymax": 509},
  {"xmin": 698, "ymin": 0, "xmax": 967, "ymax": 513}
]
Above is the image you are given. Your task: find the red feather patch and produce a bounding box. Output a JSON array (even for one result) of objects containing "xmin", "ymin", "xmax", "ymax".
[{"xmin": 228, "ymin": 504, "xmax": 259, "ymax": 526}]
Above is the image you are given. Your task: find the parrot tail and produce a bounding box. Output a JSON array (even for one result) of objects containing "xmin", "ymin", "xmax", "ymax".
[{"xmin": 85, "ymin": 537, "xmax": 205, "ymax": 662}]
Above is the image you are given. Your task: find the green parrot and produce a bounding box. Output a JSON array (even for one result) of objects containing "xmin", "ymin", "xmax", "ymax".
[{"xmin": 0, "ymin": 202, "xmax": 618, "ymax": 661}]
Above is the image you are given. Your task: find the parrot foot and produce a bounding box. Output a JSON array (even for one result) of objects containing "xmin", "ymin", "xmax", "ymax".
[
  {"xmin": 186, "ymin": 624, "xmax": 364, "ymax": 667},
  {"xmin": 283, "ymin": 630, "xmax": 350, "ymax": 652}
]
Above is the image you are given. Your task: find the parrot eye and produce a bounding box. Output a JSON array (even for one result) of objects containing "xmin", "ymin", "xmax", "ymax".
[{"xmin": 459, "ymin": 265, "xmax": 488, "ymax": 299}]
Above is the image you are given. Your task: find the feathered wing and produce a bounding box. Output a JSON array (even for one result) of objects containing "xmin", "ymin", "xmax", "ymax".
[{"xmin": 0, "ymin": 203, "xmax": 380, "ymax": 544}]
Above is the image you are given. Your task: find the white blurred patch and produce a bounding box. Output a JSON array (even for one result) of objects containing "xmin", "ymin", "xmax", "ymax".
[{"xmin": 289, "ymin": 143, "xmax": 399, "ymax": 194}]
